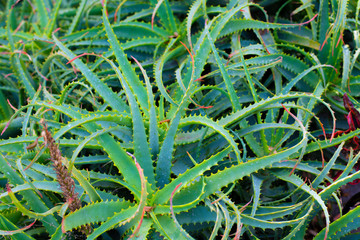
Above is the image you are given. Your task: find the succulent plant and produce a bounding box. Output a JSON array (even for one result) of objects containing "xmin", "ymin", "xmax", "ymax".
[{"xmin": 1, "ymin": 0, "xmax": 360, "ymax": 239}]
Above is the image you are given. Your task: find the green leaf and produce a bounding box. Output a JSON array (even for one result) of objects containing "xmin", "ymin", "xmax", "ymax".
[
  {"xmin": 202, "ymin": 126, "xmax": 307, "ymax": 200},
  {"xmin": 153, "ymin": 215, "xmax": 188, "ymax": 240},
  {"xmin": 102, "ymin": 1, "xmax": 149, "ymax": 116},
  {"xmin": 153, "ymin": 147, "xmax": 230, "ymax": 206},
  {"xmin": 0, "ymin": 153, "xmax": 58, "ymax": 234},
  {"xmin": 66, "ymin": 0, "xmax": 87, "ymax": 35},
  {"xmin": 150, "ymin": 0, "xmax": 177, "ymax": 33},
  {"xmin": 314, "ymin": 205, "xmax": 360, "ymax": 240},
  {"xmin": 206, "ymin": 28, "xmax": 241, "ymax": 111},
  {"xmin": 34, "ymin": 0, "xmax": 49, "ymax": 30},
  {"xmin": 63, "ymin": 200, "xmax": 133, "ymax": 232},
  {"xmin": 53, "ymin": 35, "xmax": 129, "ymax": 113},
  {"xmin": 0, "ymin": 215, "xmax": 36, "ymax": 239}
]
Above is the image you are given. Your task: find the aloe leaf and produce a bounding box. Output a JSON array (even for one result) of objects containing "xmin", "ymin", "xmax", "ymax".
[
  {"xmin": 7, "ymin": 6, "xmax": 36, "ymax": 99},
  {"xmin": 0, "ymin": 215, "xmax": 35, "ymax": 239},
  {"xmin": 0, "ymin": 90, "xmax": 13, "ymax": 121},
  {"xmin": 52, "ymin": 35, "xmax": 129, "ymax": 113},
  {"xmin": 224, "ymin": 195, "xmax": 242, "ymax": 238},
  {"xmin": 126, "ymin": 156, "xmax": 148, "ymax": 238},
  {"xmin": 235, "ymin": 36, "xmax": 269, "ymax": 155},
  {"xmin": 168, "ymin": 183, "xmax": 195, "ymax": 239},
  {"xmin": 312, "ymin": 142, "xmax": 344, "ymax": 188},
  {"xmin": 303, "ymin": 129, "xmax": 360, "ymax": 156},
  {"xmin": 281, "ymin": 64, "xmax": 334, "ymax": 94},
  {"xmin": 206, "ymin": 28, "xmax": 241, "ymax": 111},
  {"xmin": 187, "ymin": 0, "xmax": 202, "ymax": 53},
  {"xmin": 34, "ymin": 0, "xmax": 49, "ymax": 30},
  {"xmin": 313, "ymin": 205, "xmax": 360, "ymax": 240},
  {"xmin": 154, "ymin": 38, "xmax": 178, "ymax": 106},
  {"xmin": 155, "ymin": 103, "xmax": 183, "ymax": 188},
  {"xmin": 207, "ymin": 202, "xmax": 222, "ymax": 240},
  {"xmin": 271, "ymin": 161, "xmax": 332, "ymax": 183},
  {"xmin": 220, "ymin": 18, "xmax": 316, "ymax": 39},
  {"xmin": 177, "ymin": 107, "xmax": 322, "ymax": 159},
  {"xmin": 67, "ymin": 164, "xmax": 102, "ymax": 203},
  {"xmin": 176, "ymin": 122, "xmax": 299, "ymax": 146},
  {"xmin": 67, "ymin": 0, "xmax": 87, "ymax": 35},
  {"xmin": 218, "ymin": 201, "xmax": 231, "ymax": 238},
  {"xmin": 11, "ymin": 55, "xmax": 36, "ymax": 98},
  {"xmin": 183, "ymin": 3, "xmax": 246, "ymax": 87},
  {"xmin": 45, "ymin": 0, "xmax": 62, "ymax": 38},
  {"xmin": 201, "ymin": 125, "xmax": 307, "ymax": 200},
  {"xmin": 175, "ymin": 94, "xmax": 330, "ymax": 146},
  {"xmin": 0, "ymin": 181, "xmax": 82, "ymax": 199},
  {"xmin": 273, "ymin": 170, "xmax": 330, "ymax": 238},
  {"xmin": 282, "ymin": 219, "xmax": 307, "ymax": 240},
  {"xmin": 22, "ymin": 86, "xmax": 42, "ymax": 153},
  {"xmin": 85, "ymin": 202, "xmax": 136, "ymax": 239},
  {"xmin": 86, "ymin": 157, "xmax": 147, "ymax": 239},
  {"xmin": 7, "ymin": 186, "xmax": 61, "ymax": 219},
  {"xmin": 131, "ymin": 217, "xmax": 153, "ymax": 240},
  {"xmin": 150, "ymin": 0, "xmax": 177, "ymax": 33},
  {"xmin": 102, "ymin": 1, "xmax": 149, "ymax": 116},
  {"xmin": 118, "ymin": 69, "xmax": 155, "ymax": 188},
  {"xmin": 154, "ymin": 215, "xmax": 189, "ymax": 240},
  {"xmin": 68, "ymin": 126, "xmax": 122, "ymax": 170},
  {"xmin": 155, "ymin": 177, "xmax": 205, "ymax": 215},
  {"xmin": 156, "ymin": 65, "xmax": 199, "ymax": 188},
  {"xmin": 337, "ymin": 150, "xmax": 360, "ymax": 181},
  {"xmin": 251, "ymin": 175, "xmax": 263, "ymax": 217},
  {"xmin": 9, "ymin": 101, "xmax": 141, "ymax": 195},
  {"xmin": 318, "ymin": 0, "xmax": 330, "ymax": 61},
  {"xmin": 95, "ymin": 53, "xmax": 156, "ymax": 190},
  {"xmin": 276, "ymin": 30, "xmax": 320, "ymax": 49},
  {"xmin": 153, "ymin": 147, "xmax": 231, "ymax": 205},
  {"xmin": 16, "ymin": 158, "xmax": 43, "ymax": 201},
  {"xmin": 50, "ymin": 226, "xmax": 65, "ymax": 240},
  {"xmin": 250, "ymin": 202, "xmax": 307, "ymax": 220},
  {"xmin": 180, "ymin": 115, "xmax": 241, "ymax": 162},
  {"xmin": 133, "ymin": 57, "xmax": 159, "ymax": 159},
  {"xmin": 53, "ymin": 113, "xmax": 132, "ymax": 140},
  {"xmin": 241, "ymin": 208, "xmax": 311, "ymax": 229},
  {"xmin": 0, "ymin": 136, "xmax": 100, "ymax": 152},
  {"xmin": 286, "ymin": 160, "xmax": 360, "ymax": 239},
  {"xmin": 62, "ymin": 200, "xmax": 133, "ymax": 232},
  {"xmin": 61, "ymin": 22, "xmax": 168, "ymax": 43},
  {"xmin": 320, "ymin": 168, "xmax": 360, "ymax": 200},
  {"xmin": 48, "ymin": 44, "xmax": 141, "ymax": 194},
  {"xmin": 0, "ymin": 153, "xmax": 58, "ymax": 234},
  {"xmin": 342, "ymin": 45, "xmax": 351, "ymax": 90}
]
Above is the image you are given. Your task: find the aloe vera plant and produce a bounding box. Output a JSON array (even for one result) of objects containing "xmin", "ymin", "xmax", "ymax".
[{"xmin": 1, "ymin": 0, "xmax": 360, "ymax": 239}]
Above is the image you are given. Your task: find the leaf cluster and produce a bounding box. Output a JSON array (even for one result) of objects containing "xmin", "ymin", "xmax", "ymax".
[{"xmin": 1, "ymin": 0, "xmax": 360, "ymax": 239}]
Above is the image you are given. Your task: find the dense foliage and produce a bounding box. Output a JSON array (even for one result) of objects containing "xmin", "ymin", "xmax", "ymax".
[{"xmin": 1, "ymin": 0, "xmax": 360, "ymax": 239}]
